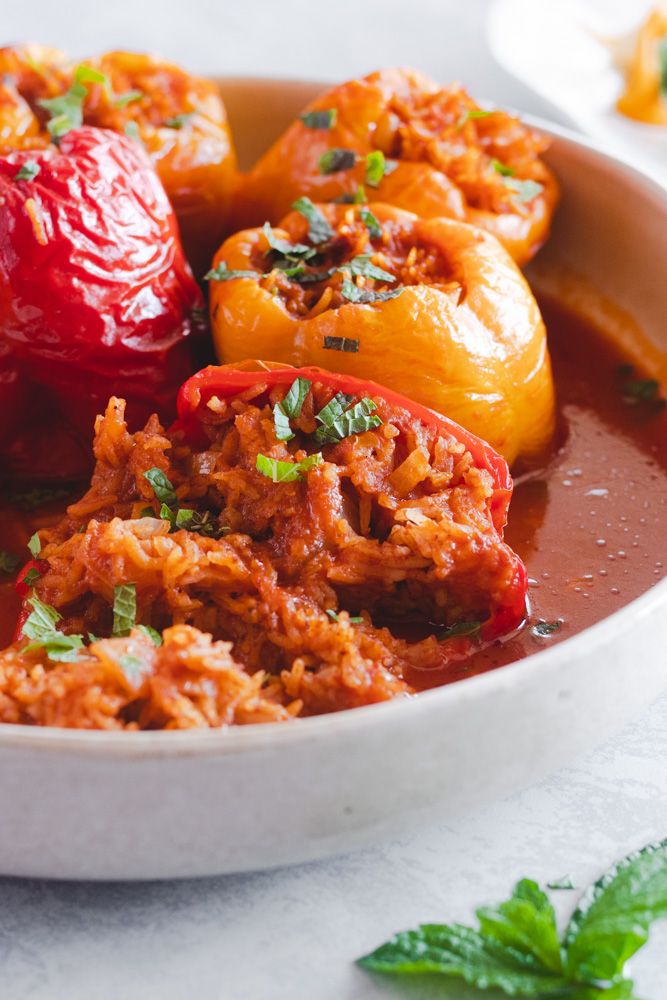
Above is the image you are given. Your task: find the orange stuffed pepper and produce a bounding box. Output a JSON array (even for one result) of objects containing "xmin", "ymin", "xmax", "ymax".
[
  {"xmin": 209, "ymin": 200, "xmax": 555, "ymax": 465},
  {"xmin": 0, "ymin": 45, "xmax": 237, "ymax": 274},
  {"xmin": 235, "ymin": 68, "xmax": 559, "ymax": 266}
]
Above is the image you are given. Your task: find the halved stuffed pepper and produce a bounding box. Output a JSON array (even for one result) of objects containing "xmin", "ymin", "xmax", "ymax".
[
  {"xmin": 209, "ymin": 201, "xmax": 555, "ymax": 465},
  {"xmin": 0, "ymin": 362, "xmax": 527, "ymax": 729},
  {"xmin": 0, "ymin": 44, "xmax": 237, "ymax": 273},
  {"xmin": 235, "ymin": 67, "xmax": 559, "ymax": 265}
]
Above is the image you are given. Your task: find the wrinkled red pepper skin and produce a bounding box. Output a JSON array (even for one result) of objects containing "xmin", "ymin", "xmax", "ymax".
[
  {"xmin": 175, "ymin": 363, "xmax": 528, "ymax": 642},
  {"xmin": 0, "ymin": 126, "xmax": 204, "ymax": 481}
]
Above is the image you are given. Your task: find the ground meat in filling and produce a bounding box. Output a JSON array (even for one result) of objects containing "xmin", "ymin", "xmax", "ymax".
[{"xmin": 0, "ymin": 378, "xmax": 525, "ymax": 729}]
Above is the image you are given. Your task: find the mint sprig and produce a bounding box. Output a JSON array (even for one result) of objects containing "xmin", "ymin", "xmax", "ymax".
[{"xmin": 358, "ymin": 838, "xmax": 667, "ymax": 997}]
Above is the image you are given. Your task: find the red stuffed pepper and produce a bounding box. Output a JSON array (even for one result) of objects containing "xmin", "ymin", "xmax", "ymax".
[
  {"xmin": 0, "ymin": 126, "xmax": 204, "ymax": 482},
  {"xmin": 1, "ymin": 361, "xmax": 527, "ymax": 729}
]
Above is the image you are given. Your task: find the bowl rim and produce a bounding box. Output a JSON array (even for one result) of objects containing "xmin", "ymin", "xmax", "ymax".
[{"xmin": 2, "ymin": 99, "xmax": 666, "ymax": 756}]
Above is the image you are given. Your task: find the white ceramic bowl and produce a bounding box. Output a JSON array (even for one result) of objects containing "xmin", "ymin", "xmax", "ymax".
[{"xmin": 1, "ymin": 79, "xmax": 666, "ymax": 881}]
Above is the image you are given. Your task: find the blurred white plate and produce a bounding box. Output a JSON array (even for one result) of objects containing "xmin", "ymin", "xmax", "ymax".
[{"xmin": 488, "ymin": 0, "xmax": 667, "ymax": 184}]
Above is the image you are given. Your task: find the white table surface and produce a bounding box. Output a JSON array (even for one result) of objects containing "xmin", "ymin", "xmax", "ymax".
[{"xmin": 2, "ymin": 1, "xmax": 666, "ymax": 997}]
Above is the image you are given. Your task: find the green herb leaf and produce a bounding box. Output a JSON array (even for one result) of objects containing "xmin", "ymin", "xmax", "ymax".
[
  {"xmin": 111, "ymin": 583, "xmax": 137, "ymax": 638},
  {"xmin": 114, "ymin": 88, "xmax": 143, "ymax": 107},
  {"xmin": 340, "ymin": 279, "xmax": 403, "ymax": 304},
  {"xmin": 438, "ymin": 621, "xmax": 482, "ymax": 641},
  {"xmin": 323, "ymin": 336, "xmax": 359, "ymax": 353},
  {"xmin": 300, "ymin": 108, "xmax": 337, "ymax": 129},
  {"xmin": 340, "ymin": 254, "xmax": 396, "ymax": 283},
  {"xmin": 172, "ymin": 508, "xmax": 225, "ymax": 538},
  {"xmin": 458, "ymin": 108, "xmax": 493, "ymax": 127},
  {"xmin": 273, "ymin": 402, "xmax": 295, "ymax": 442},
  {"xmin": 119, "ymin": 654, "xmax": 144, "ymax": 683},
  {"xmin": 263, "ymin": 222, "xmax": 316, "ymax": 262},
  {"xmin": 477, "ymin": 879, "xmax": 563, "ymax": 974},
  {"xmin": 255, "ymin": 452, "xmax": 323, "ymax": 483},
  {"xmin": 660, "ymin": 37, "xmax": 667, "ymax": 98},
  {"xmin": 326, "ymin": 609, "xmax": 363, "ymax": 624},
  {"xmin": 23, "ymin": 567, "xmax": 42, "ymax": 587},
  {"xmin": 503, "ymin": 177, "xmax": 544, "ymax": 203},
  {"xmin": 282, "ymin": 376, "xmax": 311, "ymax": 418},
  {"xmin": 0, "ymin": 551, "xmax": 20, "ymax": 574},
  {"xmin": 365, "ymin": 150, "xmax": 397, "ymax": 188},
  {"xmin": 318, "ymin": 147, "xmax": 357, "ymax": 174},
  {"xmin": 27, "ymin": 532, "xmax": 41, "ymax": 557},
  {"xmin": 360, "ymin": 206, "xmax": 382, "ymax": 239},
  {"xmin": 315, "ymin": 396, "xmax": 382, "ymax": 445},
  {"xmin": 204, "ymin": 261, "xmax": 258, "ymax": 281},
  {"xmin": 492, "ymin": 158, "xmax": 515, "ymax": 177},
  {"xmin": 623, "ymin": 378, "xmax": 661, "ymax": 401},
  {"xmin": 15, "ymin": 161, "xmax": 40, "ymax": 181},
  {"xmin": 37, "ymin": 64, "xmax": 102, "ymax": 139},
  {"xmin": 22, "ymin": 596, "xmax": 84, "ymax": 662},
  {"xmin": 137, "ymin": 624, "xmax": 162, "ymax": 647},
  {"xmin": 124, "ymin": 121, "xmax": 140, "ymax": 142},
  {"xmin": 291, "ymin": 196, "xmax": 334, "ymax": 244},
  {"xmin": 334, "ymin": 184, "xmax": 367, "ymax": 204},
  {"xmin": 358, "ymin": 922, "xmax": 570, "ymax": 996},
  {"xmin": 532, "ymin": 620, "xmax": 561, "ymax": 637},
  {"xmin": 143, "ymin": 467, "xmax": 177, "ymax": 507},
  {"xmin": 163, "ymin": 113, "xmax": 193, "ymax": 129},
  {"xmin": 564, "ymin": 837, "xmax": 667, "ymax": 983},
  {"xmin": 547, "ymin": 876, "xmax": 576, "ymax": 891}
]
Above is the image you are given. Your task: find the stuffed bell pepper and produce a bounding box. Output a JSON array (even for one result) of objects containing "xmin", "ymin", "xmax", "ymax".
[{"xmin": 0, "ymin": 362, "xmax": 527, "ymax": 729}]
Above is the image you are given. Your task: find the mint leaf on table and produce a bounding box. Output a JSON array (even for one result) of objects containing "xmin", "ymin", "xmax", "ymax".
[
  {"xmin": 564, "ymin": 837, "xmax": 667, "ymax": 985},
  {"xmin": 358, "ymin": 838, "xmax": 667, "ymax": 998}
]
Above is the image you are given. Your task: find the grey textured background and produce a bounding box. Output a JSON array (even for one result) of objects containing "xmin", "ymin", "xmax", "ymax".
[{"xmin": 1, "ymin": 1, "xmax": 666, "ymax": 996}]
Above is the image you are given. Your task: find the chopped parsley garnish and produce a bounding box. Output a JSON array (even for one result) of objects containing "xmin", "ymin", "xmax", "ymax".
[
  {"xmin": 15, "ymin": 161, "xmax": 40, "ymax": 182},
  {"xmin": 491, "ymin": 158, "xmax": 515, "ymax": 177},
  {"xmin": 163, "ymin": 113, "xmax": 193, "ymax": 129},
  {"xmin": 358, "ymin": 837, "xmax": 667, "ymax": 998},
  {"xmin": 137, "ymin": 624, "xmax": 162, "ymax": 646},
  {"xmin": 23, "ymin": 567, "xmax": 43, "ymax": 587},
  {"xmin": 204, "ymin": 261, "xmax": 258, "ymax": 281},
  {"xmin": 438, "ymin": 621, "xmax": 482, "ymax": 641},
  {"xmin": 282, "ymin": 376, "xmax": 311, "ymax": 418},
  {"xmin": 143, "ymin": 467, "xmax": 177, "ymax": 507},
  {"xmin": 0, "ymin": 551, "xmax": 20, "ymax": 574},
  {"xmin": 457, "ymin": 108, "xmax": 492, "ymax": 127},
  {"xmin": 360, "ymin": 206, "xmax": 382, "ymax": 239},
  {"xmin": 315, "ymin": 395, "xmax": 382, "ymax": 444},
  {"xmin": 114, "ymin": 89, "xmax": 143, "ymax": 107},
  {"xmin": 22, "ymin": 596, "xmax": 84, "ymax": 662},
  {"xmin": 340, "ymin": 280, "xmax": 403, "ymax": 304},
  {"xmin": 38, "ymin": 64, "xmax": 106, "ymax": 140},
  {"xmin": 291, "ymin": 196, "xmax": 334, "ymax": 244},
  {"xmin": 112, "ymin": 583, "xmax": 137, "ymax": 637},
  {"xmin": 364, "ymin": 150, "xmax": 397, "ymax": 188},
  {"xmin": 503, "ymin": 177, "xmax": 544, "ymax": 203},
  {"xmin": 27, "ymin": 532, "xmax": 41, "ymax": 557},
  {"xmin": 531, "ymin": 620, "xmax": 561, "ymax": 637},
  {"xmin": 255, "ymin": 452, "xmax": 323, "ymax": 483},
  {"xmin": 323, "ymin": 336, "xmax": 359, "ymax": 353},
  {"xmin": 318, "ymin": 147, "xmax": 357, "ymax": 174},
  {"xmin": 299, "ymin": 108, "xmax": 337, "ymax": 129},
  {"xmin": 326, "ymin": 609, "xmax": 363, "ymax": 624},
  {"xmin": 341, "ymin": 254, "xmax": 396, "ymax": 283}
]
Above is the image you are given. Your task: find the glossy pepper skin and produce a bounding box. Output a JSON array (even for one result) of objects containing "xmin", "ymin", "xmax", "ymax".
[
  {"xmin": 208, "ymin": 203, "xmax": 555, "ymax": 465},
  {"xmin": 0, "ymin": 126, "xmax": 204, "ymax": 481},
  {"xmin": 0, "ymin": 45, "xmax": 238, "ymax": 275},
  {"xmin": 235, "ymin": 68, "xmax": 558, "ymax": 267},
  {"xmin": 174, "ymin": 360, "xmax": 528, "ymax": 642}
]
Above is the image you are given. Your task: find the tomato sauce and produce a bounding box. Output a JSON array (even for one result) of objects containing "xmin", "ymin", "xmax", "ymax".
[{"xmin": 2, "ymin": 294, "xmax": 667, "ymax": 686}]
